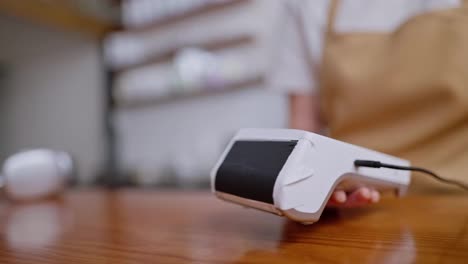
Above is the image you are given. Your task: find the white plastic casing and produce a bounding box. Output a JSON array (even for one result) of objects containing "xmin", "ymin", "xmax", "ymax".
[{"xmin": 211, "ymin": 128, "xmax": 411, "ymax": 224}]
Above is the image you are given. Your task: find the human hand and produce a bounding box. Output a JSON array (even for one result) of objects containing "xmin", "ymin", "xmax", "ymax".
[{"xmin": 327, "ymin": 187, "xmax": 380, "ymax": 208}]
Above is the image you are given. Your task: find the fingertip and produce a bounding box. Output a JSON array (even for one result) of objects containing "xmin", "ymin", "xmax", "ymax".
[
  {"xmin": 358, "ymin": 187, "xmax": 371, "ymax": 200},
  {"xmin": 370, "ymin": 190, "xmax": 380, "ymax": 203},
  {"xmin": 332, "ymin": 190, "xmax": 347, "ymax": 203}
]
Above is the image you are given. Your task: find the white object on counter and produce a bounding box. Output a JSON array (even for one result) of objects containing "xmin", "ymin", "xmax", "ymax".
[{"xmin": 1, "ymin": 149, "xmax": 72, "ymax": 200}]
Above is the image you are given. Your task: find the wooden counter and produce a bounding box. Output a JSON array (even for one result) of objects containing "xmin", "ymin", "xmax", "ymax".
[{"xmin": 0, "ymin": 189, "xmax": 466, "ymax": 263}]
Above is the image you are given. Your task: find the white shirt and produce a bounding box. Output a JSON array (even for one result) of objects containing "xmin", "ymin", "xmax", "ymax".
[{"xmin": 268, "ymin": 0, "xmax": 461, "ymax": 94}]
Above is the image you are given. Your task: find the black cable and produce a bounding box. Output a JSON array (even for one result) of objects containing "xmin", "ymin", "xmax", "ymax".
[{"xmin": 354, "ymin": 159, "xmax": 468, "ymax": 191}]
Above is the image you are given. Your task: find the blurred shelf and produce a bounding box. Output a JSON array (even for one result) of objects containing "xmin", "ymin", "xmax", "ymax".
[
  {"xmin": 0, "ymin": 0, "xmax": 116, "ymax": 38},
  {"xmin": 123, "ymin": 0, "xmax": 249, "ymax": 32},
  {"xmin": 112, "ymin": 34, "xmax": 254, "ymax": 74},
  {"xmin": 116, "ymin": 75, "xmax": 264, "ymax": 109}
]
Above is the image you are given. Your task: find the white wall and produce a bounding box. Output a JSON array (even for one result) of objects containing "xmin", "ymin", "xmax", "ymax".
[{"xmin": 0, "ymin": 16, "xmax": 105, "ymax": 183}]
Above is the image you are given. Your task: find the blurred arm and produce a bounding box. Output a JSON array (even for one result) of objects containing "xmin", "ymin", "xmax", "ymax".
[
  {"xmin": 267, "ymin": 2, "xmax": 324, "ymax": 133},
  {"xmin": 289, "ymin": 93, "xmax": 323, "ymax": 133}
]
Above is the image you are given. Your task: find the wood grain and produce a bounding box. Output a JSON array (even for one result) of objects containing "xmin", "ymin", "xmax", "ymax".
[
  {"xmin": 0, "ymin": 189, "xmax": 467, "ymax": 263},
  {"xmin": 0, "ymin": 0, "xmax": 114, "ymax": 38}
]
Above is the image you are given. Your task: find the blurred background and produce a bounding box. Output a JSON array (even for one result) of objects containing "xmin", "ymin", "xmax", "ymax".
[{"xmin": 0, "ymin": 0, "xmax": 288, "ymax": 188}]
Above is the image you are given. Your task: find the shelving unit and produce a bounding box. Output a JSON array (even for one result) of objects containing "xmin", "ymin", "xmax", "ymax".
[
  {"xmin": 112, "ymin": 34, "xmax": 253, "ymax": 74},
  {"xmin": 116, "ymin": 75, "xmax": 263, "ymax": 108},
  {"xmin": 122, "ymin": 0, "xmax": 249, "ymax": 32},
  {"xmin": 104, "ymin": 0, "xmax": 264, "ymax": 108},
  {"xmin": 102, "ymin": 0, "xmax": 282, "ymax": 186}
]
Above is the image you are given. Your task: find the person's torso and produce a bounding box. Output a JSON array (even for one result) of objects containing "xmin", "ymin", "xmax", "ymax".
[{"xmin": 318, "ymin": 0, "xmax": 468, "ymax": 192}]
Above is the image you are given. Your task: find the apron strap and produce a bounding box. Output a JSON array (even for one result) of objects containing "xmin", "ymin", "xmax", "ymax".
[{"xmin": 326, "ymin": 0, "xmax": 340, "ymax": 37}]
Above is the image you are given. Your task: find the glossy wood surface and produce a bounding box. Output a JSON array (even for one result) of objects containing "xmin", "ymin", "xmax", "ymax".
[{"xmin": 0, "ymin": 189, "xmax": 467, "ymax": 263}]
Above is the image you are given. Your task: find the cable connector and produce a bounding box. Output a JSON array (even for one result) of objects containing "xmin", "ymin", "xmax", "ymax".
[{"xmin": 354, "ymin": 160, "xmax": 382, "ymax": 168}]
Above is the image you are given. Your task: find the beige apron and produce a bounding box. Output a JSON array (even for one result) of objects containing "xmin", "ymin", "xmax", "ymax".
[{"xmin": 321, "ymin": 0, "xmax": 468, "ymax": 192}]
